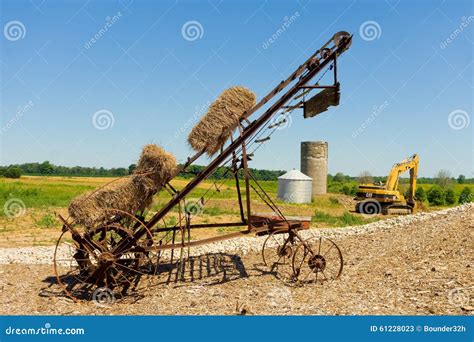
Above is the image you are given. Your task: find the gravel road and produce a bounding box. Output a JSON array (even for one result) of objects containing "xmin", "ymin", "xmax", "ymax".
[{"xmin": 0, "ymin": 204, "xmax": 472, "ymax": 315}]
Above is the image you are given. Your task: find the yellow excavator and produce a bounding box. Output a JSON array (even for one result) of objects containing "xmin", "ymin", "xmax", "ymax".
[{"xmin": 355, "ymin": 154, "xmax": 419, "ymax": 215}]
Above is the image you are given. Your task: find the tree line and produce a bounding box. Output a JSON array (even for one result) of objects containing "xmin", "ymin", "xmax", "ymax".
[
  {"xmin": 0, "ymin": 161, "xmax": 285, "ymax": 181},
  {"xmin": 1, "ymin": 162, "xmax": 472, "ymax": 186}
]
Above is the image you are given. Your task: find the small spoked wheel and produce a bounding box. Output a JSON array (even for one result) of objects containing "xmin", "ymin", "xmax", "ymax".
[
  {"xmin": 262, "ymin": 230, "xmax": 295, "ymax": 280},
  {"xmin": 292, "ymin": 236, "xmax": 343, "ymax": 284}
]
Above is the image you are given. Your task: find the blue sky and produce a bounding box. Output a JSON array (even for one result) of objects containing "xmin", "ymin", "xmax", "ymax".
[{"xmin": 0, "ymin": 0, "xmax": 472, "ymax": 177}]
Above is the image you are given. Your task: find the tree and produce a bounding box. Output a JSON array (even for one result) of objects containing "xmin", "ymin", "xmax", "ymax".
[
  {"xmin": 4, "ymin": 167, "xmax": 22, "ymax": 178},
  {"xmin": 445, "ymin": 188, "xmax": 456, "ymax": 205},
  {"xmin": 415, "ymin": 187, "xmax": 427, "ymax": 202},
  {"xmin": 351, "ymin": 184, "xmax": 358, "ymax": 196},
  {"xmin": 333, "ymin": 172, "xmax": 345, "ymax": 183},
  {"xmin": 434, "ymin": 169, "xmax": 452, "ymax": 189},
  {"xmin": 459, "ymin": 187, "xmax": 472, "ymax": 204},
  {"xmin": 457, "ymin": 175, "xmax": 466, "ymax": 184},
  {"xmin": 111, "ymin": 168, "xmax": 128, "ymax": 176},
  {"xmin": 357, "ymin": 171, "xmax": 373, "ymax": 184},
  {"xmin": 427, "ymin": 185, "xmax": 445, "ymax": 206},
  {"xmin": 341, "ymin": 185, "xmax": 351, "ymax": 195},
  {"xmin": 39, "ymin": 161, "xmax": 54, "ymax": 175},
  {"xmin": 128, "ymin": 164, "xmax": 137, "ymax": 175}
]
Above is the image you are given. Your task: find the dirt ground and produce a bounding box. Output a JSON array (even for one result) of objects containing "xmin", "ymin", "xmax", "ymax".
[{"xmin": 0, "ymin": 205, "xmax": 472, "ymax": 315}]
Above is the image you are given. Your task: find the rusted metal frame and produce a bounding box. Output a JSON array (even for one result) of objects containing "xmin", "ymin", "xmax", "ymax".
[
  {"xmin": 170, "ymin": 228, "xmax": 176, "ymax": 264},
  {"xmin": 247, "ymin": 170, "xmax": 288, "ymax": 223},
  {"xmin": 234, "ymin": 170, "xmax": 246, "ymax": 224},
  {"xmin": 144, "ymin": 230, "xmax": 250, "ymax": 251},
  {"xmin": 238, "ymin": 32, "xmax": 338, "ymax": 123},
  {"xmin": 281, "ymin": 100, "xmax": 304, "ymax": 111},
  {"xmin": 299, "ymin": 85, "xmax": 338, "ymax": 89},
  {"xmin": 141, "ymin": 219, "xmax": 305, "ymax": 253},
  {"xmin": 231, "ymin": 141, "xmax": 246, "ymax": 224},
  {"xmin": 114, "ymin": 35, "xmax": 352, "ymax": 255},
  {"xmin": 152, "ymin": 222, "xmax": 245, "ymax": 233},
  {"xmin": 186, "ymin": 210, "xmax": 191, "ymax": 255},
  {"xmin": 154, "ymin": 160, "xmax": 242, "ymax": 237},
  {"xmin": 58, "ymin": 214, "xmax": 101, "ymax": 257},
  {"xmin": 166, "ymin": 183, "xmax": 178, "ymax": 194},
  {"xmin": 143, "ymin": 36, "xmax": 347, "ymax": 231},
  {"xmin": 300, "ymin": 55, "xmax": 338, "ymax": 89},
  {"xmin": 238, "ymin": 123, "xmax": 252, "ymax": 231},
  {"xmin": 177, "ymin": 199, "xmax": 186, "ymax": 278},
  {"xmin": 293, "ymin": 88, "xmax": 311, "ymax": 101},
  {"xmin": 170, "ymin": 150, "xmax": 205, "ymax": 179},
  {"xmin": 231, "ymin": 33, "xmax": 347, "ymax": 126},
  {"xmin": 144, "ymin": 225, "xmax": 270, "ymax": 252}
]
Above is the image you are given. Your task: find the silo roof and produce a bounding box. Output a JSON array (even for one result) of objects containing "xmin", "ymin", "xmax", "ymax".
[{"xmin": 278, "ymin": 169, "xmax": 312, "ymax": 180}]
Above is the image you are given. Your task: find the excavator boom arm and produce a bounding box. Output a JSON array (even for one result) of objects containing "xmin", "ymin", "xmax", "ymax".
[{"xmin": 385, "ymin": 154, "xmax": 419, "ymax": 203}]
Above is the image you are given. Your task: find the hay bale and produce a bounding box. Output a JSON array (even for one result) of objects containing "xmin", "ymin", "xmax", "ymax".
[
  {"xmin": 67, "ymin": 177, "xmax": 155, "ymax": 228},
  {"xmin": 188, "ymin": 86, "xmax": 256, "ymax": 155},
  {"xmin": 134, "ymin": 144, "xmax": 177, "ymax": 187},
  {"xmin": 68, "ymin": 144, "xmax": 177, "ymax": 228}
]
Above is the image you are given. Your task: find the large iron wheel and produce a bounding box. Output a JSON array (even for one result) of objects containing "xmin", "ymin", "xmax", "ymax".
[
  {"xmin": 292, "ymin": 236, "xmax": 343, "ymax": 284},
  {"xmin": 53, "ymin": 209, "xmax": 154, "ymax": 301}
]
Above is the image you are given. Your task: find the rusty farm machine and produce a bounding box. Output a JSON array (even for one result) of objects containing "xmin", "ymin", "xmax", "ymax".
[{"xmin": 53, "ymin": 31, "xmax": 353, "ymax": 300}]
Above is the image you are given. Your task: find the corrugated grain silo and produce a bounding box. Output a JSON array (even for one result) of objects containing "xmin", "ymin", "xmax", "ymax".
[{"xmin": 277, "ymin": 169, "xmax": 313, "ymax": 203}]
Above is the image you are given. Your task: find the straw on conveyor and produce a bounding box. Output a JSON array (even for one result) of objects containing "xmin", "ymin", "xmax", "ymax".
[
  {"xmin": 188, "ymin": 86, "xmax": 256, "ymax": 156},
  {"xmin": 68, "ymin": 144, "xmax": 177, "ymax": 228}
]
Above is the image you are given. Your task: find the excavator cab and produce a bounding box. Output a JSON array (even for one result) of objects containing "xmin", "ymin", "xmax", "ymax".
[{"xmin": 355, "ymin": 154, "xmax": 419, "ymax": 215}]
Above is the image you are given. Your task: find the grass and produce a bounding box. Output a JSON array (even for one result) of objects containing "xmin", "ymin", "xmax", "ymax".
[
  {"xmin": 1, "ymin": 175, "xmax": 471, "ymax": 248},
  {"xmin": 4, "ymin": 176, "xmax": 471, "ymax": 211},
  {"xmin": 312, "ymin": 196, "xmax": 345, "ymax": 209},
  {"xmin": 417, "ymin": 183, "xmax": 474, "ymax": 195},
  {"xmin": 33, "ymin": 212, "xmax": 58, "ymax": 228},
  {"xmin": 0, "ymin": 178, "xmax": 94, "ymax": 213},
  {"xmin": 201, "ymin": 206, "xmax": 239, "ymax": 216}
]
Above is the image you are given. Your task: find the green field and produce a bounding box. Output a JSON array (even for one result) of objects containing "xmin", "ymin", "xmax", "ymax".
[{"xmin": 0, "ymin": 175, "xmax": 472, "ymax": 247}]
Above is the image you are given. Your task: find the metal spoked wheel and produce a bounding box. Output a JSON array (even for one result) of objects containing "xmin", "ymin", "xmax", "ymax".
[
  {"xmin": 53, "ymin": 210, "xmax": 154, "ymax": 301},
  {"xmin": 262, "ymin": 230, "xmax": 295, "ymax": 280},
  {"xmin": 292, "ymin": 236, "xmax": 343, "ymax": 284}
]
